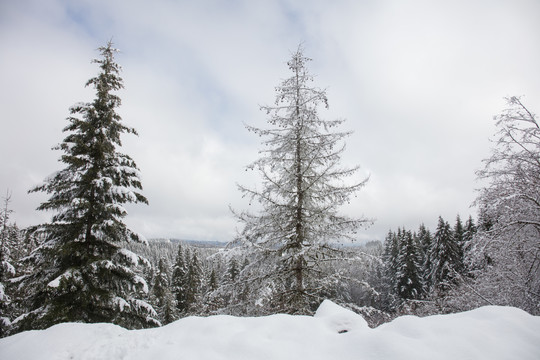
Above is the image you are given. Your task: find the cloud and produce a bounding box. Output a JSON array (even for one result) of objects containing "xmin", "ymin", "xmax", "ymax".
[{"xmin": 1, "ymin": 0, "xmax": 539, "ymax": 242}]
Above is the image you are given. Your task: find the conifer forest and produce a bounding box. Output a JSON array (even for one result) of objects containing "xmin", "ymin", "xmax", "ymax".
[{"xmin": 1, "ymin": 41, "xmax": 539, "ymax": 338}]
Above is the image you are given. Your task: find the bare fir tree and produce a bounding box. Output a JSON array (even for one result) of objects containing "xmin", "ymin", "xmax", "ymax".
[
  {"xmin": 231, "ymin": 46, "xmax": 371, "ymax": 315},
  {"xmin": 470, "ymin": 96, "xmax": 540, "ymax": 314}
]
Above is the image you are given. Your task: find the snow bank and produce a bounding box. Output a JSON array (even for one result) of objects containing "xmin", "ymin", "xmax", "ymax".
[
  {"xmin": 1, "ymin": 301, "xmax": 539, "ymax": 360},
  {"xmin": 314, "ymin": 299, "xmax": 368, "ymax": 333}
]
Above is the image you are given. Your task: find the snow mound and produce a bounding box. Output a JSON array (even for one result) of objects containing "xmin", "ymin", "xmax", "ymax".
[
  {"xmin": 314, "ymin": 299, "xmax": 368, "ymax": 333},
  {"xmin": 1, "ymin": 303, "xmax": 539, "ymax": 360}
]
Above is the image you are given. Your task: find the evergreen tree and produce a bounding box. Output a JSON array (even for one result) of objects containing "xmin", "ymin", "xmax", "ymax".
[
  {"xmin": 428, "ymin": 217, "xmax": 460, "ymax": 292},
  {"xmin": 395, "ymin": 230, "xmax": 423, "ymax": 300},
  {"xmin": 416, "ymin": 223, "xmax": 432, "ymax": 293},
  {"xmin": 0, "ymin": 192, "xmax": 16, "ymax": 337},
  {"xmin": 18, "ymin": 41, "xmax": 158, "ymax": 331},
  {"xmin": 417, "ymin": 224, "xmax": 432, "ymax": 257},
  {"xmin": 6, "ymin": 226, "xmax": 39, "ymax": 336},
  {"xmin": 453, "ymin": 215, "xmax": 466, "ymax": 273},
  {"xmin": 232, "ymin": 46, "xmax": 370, "ymax": 314},
  {"xmin": 151, "ymin": 258, "xmax": 176, "ymax": 325},
  {"xmin": 463, "ymin": 216, "xmax": 476, "ymax": 244},
  {"xmin": 382, "ymin": 229, "xmax": 399, "ymax": 309},
  {"xmin": 171, "ymin": 244, "xmax": 187, "ymax": 314},
  {"xmin": 201, "ymin": 258, "xmax": 229, "ymax": 315},
  {"xmin": 207, "ymin": 267, "xmax": 218, "ymax": 293},
  {"xmin": 462, "ymin": 216, "xmax": 477, "ymax": 267},
  {"xmin": 0, "ymin": 191, "xmax": 15, "ymax": 284},
  {"xmin": 184, "ymin": 252, "xmax": 202, "ymax": 313}
]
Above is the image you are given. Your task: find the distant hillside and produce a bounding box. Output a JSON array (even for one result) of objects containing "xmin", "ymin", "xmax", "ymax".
[
  {"xmin": 148, "ymin": 238, "xmax": 229, "ymax": 249},
  {"xmin": 148, "ymin": 238, "xmax": 381, "ymax": 251}
]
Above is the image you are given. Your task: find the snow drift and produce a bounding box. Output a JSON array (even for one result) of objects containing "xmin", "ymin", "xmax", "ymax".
[{"xmin": 1, "ymin": 300, "xmax": 539, "ymax": 360}]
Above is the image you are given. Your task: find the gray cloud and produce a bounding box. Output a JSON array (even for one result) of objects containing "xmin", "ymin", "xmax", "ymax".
[{"xmin": 1, "ymin": 0, "xmax": 539, "ymax": 242}]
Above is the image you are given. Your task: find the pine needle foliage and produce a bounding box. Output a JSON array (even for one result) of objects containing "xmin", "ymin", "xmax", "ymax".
[{"xmin": 18, "ymin": 41, "xmax": 158, "ymax": 331}]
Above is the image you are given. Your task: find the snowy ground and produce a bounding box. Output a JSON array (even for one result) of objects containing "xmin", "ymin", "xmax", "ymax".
[{"xmin": 1, "ymin": 300, "xmax": 539, "ymax": 360}]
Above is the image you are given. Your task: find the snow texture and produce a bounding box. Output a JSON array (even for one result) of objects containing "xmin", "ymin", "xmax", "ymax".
[
  {"xmin": 132, "ymin": 275, "xmax": 149, "ymax": 294},
  {"xmin": 112, "ymin": 296, "xmax": 130, "ymax": 312},
  {"xmin": 3, "ymin": 261, "xmax": 15, "ymax": 277},
  {"xmin": 1, "ymin": 301, "xmax": 539, "ymax": 360},
  {"xmin": 47, "ymin": 269, "xmax": 75, "ymax": 289},
  {"xmin": 118, "ymin": 248, "xmax": 141, "ymax": 267}
]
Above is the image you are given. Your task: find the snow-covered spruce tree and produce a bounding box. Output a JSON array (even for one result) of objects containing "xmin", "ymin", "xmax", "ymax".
[
  {"xmin": 3, "ymin": 225, "xmax": 38, "ymax": 334},
  {"xmin": 427, "ymin": 217, "xmax": 460, "ymax": 294},
  {"xmin": 416, "ymin": 223, "xmax": 432, "ymax": 291},
  {"xmin": 184, "ymin": 251, "xmax": 203, "ymax": 314},
  {"xmin": 452, "ymin": 215, "xmax": 465, "ymax": 274},
  {"xmin": 207, "ymin": 267, "xmax": 218, "ymax": 293},
  {"xmin": 395, "ymin": 230, "xmax": 423, "ymax": 301},
  {"xmin": 416, "ymin": 224, "xmax": 432, "ymax": 258},
  {"xmin": 381, "ymin": 229, "xmax": 399, "ymax": 309},
  {"xmin": 0, "ymin": 192, "xmax": 17, "ymax": 337},
  {"xmin": 150, "ymin": 258, "xmax": 176, "ymax": 325},
  {"xmin": 232, "ymin": 46, "xmax": 370, "ymax": 315},
  {"xmin": 461, "ymin": 216, "xmax": 477, "ymax": 264},
  {"xmin": 171, "ymin": 244, "xmax": 187, "ymax": 314},
  {"xmin": 470, "ymin": 96, "xmax": 540, "ymax": 314},
  {"xmin": 0, "ymin": 192, "xmax": 15, "ymax": 285},
  {"xmin": 17, "ymin": 41, "xmax": 158, "ymax": 331}
]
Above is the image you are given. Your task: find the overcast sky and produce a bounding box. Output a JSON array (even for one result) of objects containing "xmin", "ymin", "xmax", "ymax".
[{"xmin": 1, "ymin": 0, "xmax": 539, "ymax": 243}]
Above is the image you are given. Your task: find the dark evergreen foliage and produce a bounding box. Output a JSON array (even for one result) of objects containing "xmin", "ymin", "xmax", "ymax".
[
  {"xmin": 184, "ymin": 251, "xmax": 202, "ymax": 313},
  {"xmin": 382, "ymin": 229, "xmax": 399, "ymax": 307},
  {"xmin": 0, "ymin": 192, "xmax": 18, "ymax": 337},
  {"xmin": 208, "ymin": 268, "xmax": 218, "ymax": 292},
  {"xmin": 171, "ymin": 244, "xmax": 187, "ymax": 314},
  {"xmin": 395, "ymin": 230, "xmax": 423, "ymax": 300},
  {"xmin": 17, "ymin": 41, "xmax": 158, "ymax": 331},
  {"xmin": 462, "ymin": 216, "xmax": 477, "ymax": 262},
  {"xmin": 151, "ymin": 258, "xmax": 176, "ymax": 325},
  {"xmin": 453, "ymin": 215, "xmax": 465, "ymax": 273},
  {"xmin": 416, "ymin": 223, "xmax": 433, "ymax": 291},
  {"xmin": 427, "ymin": 217, "xmax": 460, "ymax": 292}
]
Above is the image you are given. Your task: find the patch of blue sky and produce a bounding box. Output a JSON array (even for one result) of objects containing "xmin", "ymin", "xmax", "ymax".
[{"xmin": 62, "ymin": 1, "xmax": 106, "ymax": 40}]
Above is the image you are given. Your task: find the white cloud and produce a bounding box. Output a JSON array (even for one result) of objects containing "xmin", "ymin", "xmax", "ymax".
[{"xmin": 1, "ymin": 0, "xmax": 539, "ymax": 242}]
